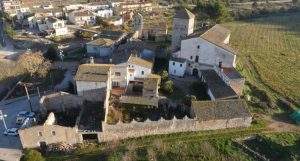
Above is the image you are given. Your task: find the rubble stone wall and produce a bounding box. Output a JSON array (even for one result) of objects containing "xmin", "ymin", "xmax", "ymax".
[
  {"xmin": 99, "ymin": 116, "xmax": 252, "ymax": 142},
  {"xmin": 39, "ymin": 92, "xmax": 83, "ymax": 113},
  {"xmin": 19, "ymin": 125, "xmax": 82, "ymax": 148}
]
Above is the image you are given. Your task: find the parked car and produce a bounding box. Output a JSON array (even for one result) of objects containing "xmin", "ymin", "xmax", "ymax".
[
  {"xmin": 3, "ymin": 128, "xmax": 19, "ymax": 136},
  {"xmin": 16, "ymin": 111, "xmax": 36, "ymax": 125}
]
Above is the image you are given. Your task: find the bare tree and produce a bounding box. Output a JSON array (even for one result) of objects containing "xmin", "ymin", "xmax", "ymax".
[{"xmin": 17, "ymin": 52, "xmax": 51, "ymax": 78}]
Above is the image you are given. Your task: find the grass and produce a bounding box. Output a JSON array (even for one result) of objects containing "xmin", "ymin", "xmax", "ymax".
[
  {"xmin": 223, "ymin": 12, "xmax": 300, "ymax": 111},
  {"xmin": 243, "ymin": 133, "xmax": 300, "ymax": 161},
  {"xmin": 45, "ymin": 124, "xmax": 266, "ymax": 161}
]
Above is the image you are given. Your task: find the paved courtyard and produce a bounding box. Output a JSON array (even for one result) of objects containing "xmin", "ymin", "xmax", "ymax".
[{"xmin": 0, "ymin": 96, "xmax": 39, "ymax": 161}]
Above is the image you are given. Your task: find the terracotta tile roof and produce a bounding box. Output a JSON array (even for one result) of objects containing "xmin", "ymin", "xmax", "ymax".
[
  {"xmin": 75, "ymin": 64, "xmax": 113, "ymax": 82},
  {"xmin": 128, "ymin": 55, "xmax": 153, "ymax": 69},
  {"xmin": 120, "ymin": 96, "xmax": 158, "ymax": 107},
  {"xmin": 174, "ymin": 8, "xmax": 195, "ymax": 19},
  {"xmin": 201, "ymin": 24, "xmax": 230, "ymax": 44},
  {"xmin": 192, "ymin": 99, "xmax": 251, "ymax": 121},
  {"xmin": 200, "ymin": 24, "xmax": 236, "ymax": 54},
  {"xmin": 202, "ymin": 70, "xmax": 238, "ymax": 100}
]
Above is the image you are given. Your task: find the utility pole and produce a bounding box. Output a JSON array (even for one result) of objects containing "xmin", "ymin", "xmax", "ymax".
[
  {"xmin": 18, "ymin": 81, "xmax": 33, "ymax": 112},
  {"xmin": 0, "ymin": 110, "xmax": 8, "ymax": 130}
]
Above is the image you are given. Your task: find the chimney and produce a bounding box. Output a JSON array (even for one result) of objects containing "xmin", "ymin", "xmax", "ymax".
[{"xmin": 90, "ymin": 57, "xmax": 94, "ymax": 64}]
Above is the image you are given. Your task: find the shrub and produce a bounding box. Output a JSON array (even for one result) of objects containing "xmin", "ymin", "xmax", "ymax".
[
  {"xmin": 162, "ymin": 80, "xmax": 174, "ymax": 94},
  {"xmin": 21, "ymin": 149, "xmax": 45, "ymax": 161}
]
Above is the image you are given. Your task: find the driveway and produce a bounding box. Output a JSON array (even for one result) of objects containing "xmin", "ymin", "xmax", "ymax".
[{"xmin": 0, "ymin": 96, "xmax": 39, "ymax": 161}]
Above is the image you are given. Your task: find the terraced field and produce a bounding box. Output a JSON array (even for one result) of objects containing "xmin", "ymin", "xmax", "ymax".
[{"xmin": 224, "ymin": 12, "xmax": 300, "ymax": 109}]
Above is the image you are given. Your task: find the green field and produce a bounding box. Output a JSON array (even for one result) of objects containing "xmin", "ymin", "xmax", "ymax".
[{"xmin": 224, "ymin": 12, "xmax": 300, "ymax": 110}]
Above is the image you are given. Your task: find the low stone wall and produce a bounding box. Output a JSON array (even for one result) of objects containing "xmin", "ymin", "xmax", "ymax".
[{"xmin": 99, "ymin": 116, "xmax": 252, "ymax": 142}]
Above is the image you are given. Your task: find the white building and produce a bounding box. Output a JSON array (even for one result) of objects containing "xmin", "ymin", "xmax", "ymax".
[
  {"xmin": 168, "ymin": 57, "xmax": 187, "ymax": 77},
  {"xmin": 171, "ymin": 24, "xmax": 236, "ymax": 77},
  {"xmin": 68, "ymin": 10, "xmax": 96, "ymax": 26},
  {"xmin": 35, "ymin": 17, "xmax": 68, "ymax": 36},
  {"xmin": 95, "ymin": 8, "xmax": 113, "ymax": 18},
  {"xmin": 46, "ymin": 17, "xmax": 68, "ymax": 36}
]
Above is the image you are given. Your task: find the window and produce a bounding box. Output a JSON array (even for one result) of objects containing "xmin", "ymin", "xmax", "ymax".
[
  {"xmin": 174, "ymin": 70, "xmax": 176, "ymax": 74},
  {"xmin": 173, "ymin": 62, "xmax": 175, "ymax": 66},
  {"xmin": 141, "ymin": 71, "xmax": 144, "ymax": 75},
  {"xmin": 180, "ymin": 64, "xmax": 182, "ymax": 67},
  {"xmin": 52, "ymin": 131, "xmax": 56, "ymax": 136},
  {"xmin": 190, "ymin": 56, "xmax": 193, "ymax": 60},
  {"xmin": 188, "ymin": 63, "xmax": 191, "ymax": 67},
  {"xmin": 38, "ymin": 132, "xmax": 42, "ymax": 136},
  {"xmin": 112, "ymin": 81, "xmax": 119, "ymax": 87},
  {"xmin": 115, "ymin": 72, "xmax": 121, "ymax": 76},
  {"xmin": 195, "ymin": 56, "xmax": 199, "ymax": 63},
  {"xmin": 197, "ymin": 45, "xmax": 200, "ymax": 49}
]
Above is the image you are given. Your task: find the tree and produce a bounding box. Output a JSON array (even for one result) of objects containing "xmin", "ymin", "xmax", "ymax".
[
  {"xmin": 160, "ymin": 70, "xmax": 169, "ymax": 83},
  {"xmin": 18, "ymin": 52, "xmax": 51, "ymax": 78},
  {"xmin": 4, "ymin": 25, "xmax": 16, "ymax": 38},
  {"xmin": 162, "ymin": 80, "xmax": 174, "ymax": 94},
  {"xmin": 292, "ymin": 0, "xmax": 298, "ymax": 5},
  {"xmin": 195, "ymin": 0, "xmax": 232, "ymax": 23},
  {"xmin": 21, "ymin": 149, "xmax": 45, "ymax": 161},
  {"xmin": 183, "ymin": 95, "xmax": 197, "ymax": 106},
  {"xmin": 44, "ymin": 45, "xmax": 58, "ymax": 61}
]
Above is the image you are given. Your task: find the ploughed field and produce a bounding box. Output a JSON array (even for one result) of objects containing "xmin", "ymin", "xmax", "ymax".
[{"xmin": 224, "ymin": 12, "xmax": 300, "ymax": 108}]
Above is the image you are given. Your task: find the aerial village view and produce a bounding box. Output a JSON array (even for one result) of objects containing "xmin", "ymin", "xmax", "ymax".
[{"xmin": 0, "ymin": 0, "xmax": 299, "ymax": 160}]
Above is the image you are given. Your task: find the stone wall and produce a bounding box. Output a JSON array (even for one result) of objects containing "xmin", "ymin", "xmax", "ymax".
[
  {"xmin": 99, "ymin": 116, "xmax": 252, "ymax": 142},
  {"xmin": 19, "ymin": 125, "xmax": 82, "ymax": 148},
  {"xmin": 39, "ymin": 92, "xmax": 83, "ymax": 113}
]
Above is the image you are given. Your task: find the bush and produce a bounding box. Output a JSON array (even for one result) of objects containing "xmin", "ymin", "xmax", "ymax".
[
  {"xmin": 21, "ymin": 149, "xmax": 45, "ymax": 161},
  {"xmin": 162, "ymin": 80, "xmax": 174, "ymax": 94}
]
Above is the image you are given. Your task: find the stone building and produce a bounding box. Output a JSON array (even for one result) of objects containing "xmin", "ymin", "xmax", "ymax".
[
  {"xmin": 75, "ymin": 63, "xmax": 113, "ymax": 102},
  {"xmin": 19, "ymin": 111, "xmax": 82, "ymax": 148},
  {"xmin": 171, "ymin": 8, "xmax": 195, "ymax": 52},
  {"xmin": 133, "ymin": 12, "xmax": 168, "ymax": 41}
]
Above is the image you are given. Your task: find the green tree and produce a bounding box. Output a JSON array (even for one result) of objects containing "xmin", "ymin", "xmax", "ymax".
[
  {"xmin": 21, "ymin": 149, "xmax": 45, "ymax": 161},
  {"xmin": 4, "ymin": 25, "xmax": 16, "ymax": 38},
  {"xmin": 160, "ymin": 70, "xmax": 169, "ymax": 83},
  {"xmin": 162, "ymin": 80, "xmax": 174, "ymax": 94},
  {"xmin": 44, "ymin": 45, "xmax": 58, "ymax": 61},
  {"xmin": 195, "ymin": 0, "xmax": 232, "ymax": 23}
]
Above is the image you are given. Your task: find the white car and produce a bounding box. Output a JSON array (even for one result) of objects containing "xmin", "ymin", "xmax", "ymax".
[
  {"xmin": 16, "ymin": 111, "xmax": 36, "ymax": 124},
  {"xmin": 3, "ymin": 128, "xmax": 19, "ymax": 136}
]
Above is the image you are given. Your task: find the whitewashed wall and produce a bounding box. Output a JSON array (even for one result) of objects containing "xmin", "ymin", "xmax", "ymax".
[
  {"xmin": 168, "ymin": 60, "xmax": 186, "ymax": 77},
  {"xmin": 180, "ymin": 37, "xmax": 236, "ymax": 68}
]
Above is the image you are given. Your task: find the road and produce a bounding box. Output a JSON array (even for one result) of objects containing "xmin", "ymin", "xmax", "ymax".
[{"xmin": 0, "ymin": 96, "xmax": 39, "ymax": 161}]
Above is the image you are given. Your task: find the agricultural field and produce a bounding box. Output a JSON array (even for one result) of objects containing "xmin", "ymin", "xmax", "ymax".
[{"xmin": 223, "ymin": 12, "xmax": 300, "ymax": 111}]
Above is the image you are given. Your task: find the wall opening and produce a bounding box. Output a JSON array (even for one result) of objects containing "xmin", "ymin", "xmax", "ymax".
[{"xmin": 82, "ymin": 133, "xmax": 98, "ymax": 142}]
